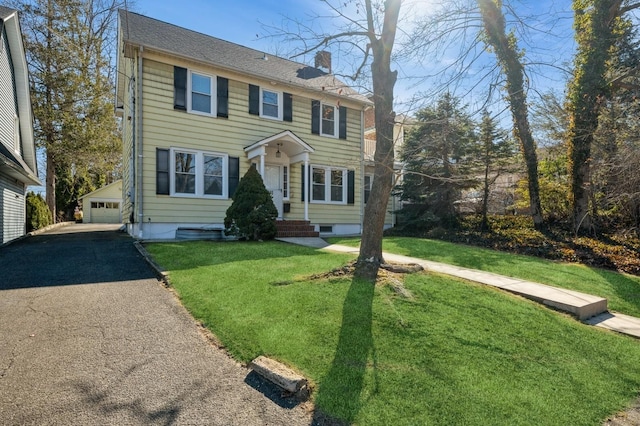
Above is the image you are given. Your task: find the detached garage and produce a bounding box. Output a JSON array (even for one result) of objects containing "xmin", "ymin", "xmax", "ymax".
[{"xmin": 80, "ymin": 180, "xmax": 122, "ymax": 224}]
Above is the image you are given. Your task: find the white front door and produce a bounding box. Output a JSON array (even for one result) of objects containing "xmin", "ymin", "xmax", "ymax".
[{"xmin": 264, "ymin": 165, "xmax": 283, "ymax": 218}]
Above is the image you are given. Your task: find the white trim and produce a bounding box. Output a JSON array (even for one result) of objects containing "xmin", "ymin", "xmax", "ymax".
[
  {"xmin": 244, "ymin": 130, "xmax": 315, "ymax": 155},
  {"xmin": 319, "ymin": 102, "xmax": 339, "ymax": 138},
  {"xmin": 169, "ymin": 148, "xmax": 228, "ymax": 199},
  {"xmin": 187, "ymin": 69, "xmax": 217, "ymax": 116},
  {"xmin": 259, "ymin": 87, "xmax": 283, "ymax": 120},
  {"xmin": 310, "ymin": 165, "xmax": 347, "ymax": 205}
]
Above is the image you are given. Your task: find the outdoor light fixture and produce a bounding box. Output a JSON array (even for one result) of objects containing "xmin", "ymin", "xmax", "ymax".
[{"xmin": 276, "ymin": 143, "xmax": 282, "ymax": 158}]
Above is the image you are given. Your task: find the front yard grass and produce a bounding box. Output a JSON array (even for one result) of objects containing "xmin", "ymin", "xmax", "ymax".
[
  {"xmin": 329, "ymin": 236, "xmax": 640, "ymax": 318},
  {"xmin": 146, "ymin": 240, "xmax": 640, "ymax": 426}
]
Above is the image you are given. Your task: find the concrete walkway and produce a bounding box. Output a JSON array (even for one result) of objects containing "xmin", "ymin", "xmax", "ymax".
[{"xmin": 277, "ymin": 237, "xmax": 640, "ymax": 339}]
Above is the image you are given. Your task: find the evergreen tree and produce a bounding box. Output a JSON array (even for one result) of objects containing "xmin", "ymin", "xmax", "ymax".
[
  {"xmin": 224, "ymin": 166, "xmax": 278, "ymax": 241},
  {"xmin": 398, "ymin": 93, "xmax": 478, "ymax": 230},
  {"xmin": 15, "ymin": 0, "xmax": 122, "ymax": 221}
]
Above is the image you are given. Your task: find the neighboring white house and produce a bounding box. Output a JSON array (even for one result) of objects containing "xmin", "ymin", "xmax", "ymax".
[
  {"xmin": 79, "ymin": 180, "xmax": 123, "ymax": 223},
  {"xmin": 0, "ymin": 6, "xmax": 40, "ymax": 244}
]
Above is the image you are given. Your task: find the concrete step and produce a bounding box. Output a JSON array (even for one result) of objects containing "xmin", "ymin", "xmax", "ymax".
[{"xmin": 323, "ymin": 246, "xmax": 608, "ymax": 321}]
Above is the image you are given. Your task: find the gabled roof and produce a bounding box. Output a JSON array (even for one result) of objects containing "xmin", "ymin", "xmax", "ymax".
[
  {"xmin": 0, "ymin": 6, "xmax": 39, "ymax": 185},
  {"xmin": 79, "ymin": 179, "xmax": 123, "ymax": 201},
  {"xmin": 117, "ymin": 9, "xmax": 370, "ymax": 105}
]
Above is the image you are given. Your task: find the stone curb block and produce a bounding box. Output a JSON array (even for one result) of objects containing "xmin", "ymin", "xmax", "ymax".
[{"xmin": 249, "ymin": 356, "xmax": 309, "ymax": 396}]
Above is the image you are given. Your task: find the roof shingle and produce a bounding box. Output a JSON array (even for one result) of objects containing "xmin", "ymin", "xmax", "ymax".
[{"xmin": 118, "ymin": 9, "xmax": 370, "ymax": 104}]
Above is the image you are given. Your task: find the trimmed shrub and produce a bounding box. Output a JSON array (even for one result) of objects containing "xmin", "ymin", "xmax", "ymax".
[
  {"xmin": 224, "ymin": 166, "xmax": 278, "ymax": 240},
  {"xmin": 26, "ymin": 192, "xmax": 52, "ymax": 232}
]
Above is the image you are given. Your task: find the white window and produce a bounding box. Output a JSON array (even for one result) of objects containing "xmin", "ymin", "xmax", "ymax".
[
  {"xmin": 312, "ymin": 166, "xmax": 347, "ymax": 204},
  {"xmin": 260, "ymin": 88, "xmax": 282, "ymax": 120},
  {"xmin": 320, "ymin": 103, "xmax": 338, "ymax": 137},
  {"xmin": 171, "ymin": 148, "xmax": 227, "ymax": 198},
  {"xmin": 188, "ymin": 71, "xmax": 216, "ymax": 115},
  {"xmin": 364, "ymin": 174, "xmax": 373, "ymax": 204}
]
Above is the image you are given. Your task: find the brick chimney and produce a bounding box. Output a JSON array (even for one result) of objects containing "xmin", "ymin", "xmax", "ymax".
[{"xmin": 314, "ymin": 50, "xmax": 332, "ymax": 73}]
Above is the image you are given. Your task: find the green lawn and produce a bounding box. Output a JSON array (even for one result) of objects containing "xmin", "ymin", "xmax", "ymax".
[
  {"xmin": 329, "ymin": 236, "xmax": 640, "ymax": 318},
  {"xmin": 146, "ymin": 240, "xmax": 640, "ymax": 426}
]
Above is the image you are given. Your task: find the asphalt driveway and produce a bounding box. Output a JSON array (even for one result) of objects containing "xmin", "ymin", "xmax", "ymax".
[{"xmin": 0, "ymin": 224, "xmax": 312, "ymax": 425}]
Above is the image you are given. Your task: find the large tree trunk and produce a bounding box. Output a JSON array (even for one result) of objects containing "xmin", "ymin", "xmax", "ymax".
[
  {"xmin": 567, "ymin": 0, "xmax": 621, "ymax": 235},
  {"xmin": 355, "ymin": 0, "xmax": 401, "ymax": 282},
  {"xmin": 478, "ymin": 0, "xmax": 544, "ymax": 229}
]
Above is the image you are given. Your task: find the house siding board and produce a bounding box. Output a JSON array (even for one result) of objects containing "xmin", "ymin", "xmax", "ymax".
[
  {"xmin": 0, "ymin": 27, "xmax": 18, "ymax": 155},
  {"xmin": 1, "ymin": 173, "xmax": 26, "ymax": 244},
  {"xmin": 136, "ymin": 57, "xmax": 363, "ymax": 228}
]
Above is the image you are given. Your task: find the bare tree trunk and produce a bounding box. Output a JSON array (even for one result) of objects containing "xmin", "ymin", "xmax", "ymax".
[
  {"xmin": 566, "ymin": 0, "xmax": 624, "ymax": 235},
  {"xmin": 478, "ymin": 0, "xmax": 544, "ymax": 229},
  {"xmin": 481, "ymin": 162, "xmax": 490, "ymax": 231},
  {"xmin": 355, "ymin": 0, "xmax": 401, "ymax": 282}
]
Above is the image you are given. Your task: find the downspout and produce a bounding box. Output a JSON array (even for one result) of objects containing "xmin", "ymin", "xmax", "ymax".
[
  {"xmin": 136, "ymin": 46, "xmax": 144, "ymax": 238},
  {"xmin": 360, "ymin": 107, "xmax": 365, "ymax": 234}
]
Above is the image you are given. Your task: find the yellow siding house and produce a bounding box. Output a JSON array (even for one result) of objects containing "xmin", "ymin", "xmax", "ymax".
[{"xmin": 115, "ymin": 10, "xmax": 374, "ymax": 240}]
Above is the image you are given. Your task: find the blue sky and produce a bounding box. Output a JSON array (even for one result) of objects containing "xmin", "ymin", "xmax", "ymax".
[{"xmin": 129, "ymin": 0, "xmax": 576, "ymax": 116}]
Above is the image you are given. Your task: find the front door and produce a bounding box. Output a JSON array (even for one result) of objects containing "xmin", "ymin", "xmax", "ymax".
[{"xmin": 264, "ymin": 165, "xmax": 283, "ymax": 218}]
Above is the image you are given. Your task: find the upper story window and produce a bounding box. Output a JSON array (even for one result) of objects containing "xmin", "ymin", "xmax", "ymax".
[
  {"xmin": 321, "ymin": 103, "xmax": 337, "ymax": 137},
  {"xmin": 189, "ymin": 71, "xmax": 216, "ymax": 115},
  {"xmin": 171, "ymin": 148, "xmax": 227, "ymax": 198},
  {"xmin": 311, "ymin": 100, "xmax": 347, "ymax": 139},
  {"xmin": 260, "ymin": 88, "xmax": 282, "ymax": 120},
  {"xmin": 249, "ymin": 84, "xmax": 292, "ymax": 122},
  {"xmin": 174, "ymin": 66, "xmax": 228, "ymax": 118}
]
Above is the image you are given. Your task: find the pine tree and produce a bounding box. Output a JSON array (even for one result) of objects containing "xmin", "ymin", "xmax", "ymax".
[
  {"xmin": 398, "ymin": 93, "xmax": 478, "ymax": 230},
  {"xmin": 17, "ymin": 0, "xmax": 122, "ymax": 220},
  {"xmin": 224, "ymin": 166, "xmax": 278, "ymax": 241}
]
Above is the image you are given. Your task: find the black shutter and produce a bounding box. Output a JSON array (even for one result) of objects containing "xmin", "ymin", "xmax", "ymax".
[
  {"xmin": 156, "ymin": 148, "xmax": 170, "ymax": 195},
  {"xmin": 174, "ymin": 66, "xmax": 187, "ymax": 110},
  {"xmin": 311, "ymin": 100, "xmax": 320, "ymax": 134},
  {"xmin": 249, "ymin": 84, "xmax": 260, "ymax": 115},
  {"xmin": 339, "ymin": 106, "xmax": 347, "ymax": 139},
  {"xmin": 347, "ymin": 170, "xmax": 355, "ymax": 204},
  {"xmin": 217, "ymin": 77, "xmax": 229, "ymax": 118},
  {"xmin": 228, "ymin": 157, "xmax": 240, "ymax": 198},
  {"xmin": 283, "ymin": 92, "xmax": 293, "ymax": 122}
]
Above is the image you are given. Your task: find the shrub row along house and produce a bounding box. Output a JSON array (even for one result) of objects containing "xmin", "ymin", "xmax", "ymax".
[
  {"xmin": 0, "ymin": 6, "xmax": 40, "ymax": 244},
  {"xmin": 115, "ymin": 10, "xmax": 393, "ymax": 240}
]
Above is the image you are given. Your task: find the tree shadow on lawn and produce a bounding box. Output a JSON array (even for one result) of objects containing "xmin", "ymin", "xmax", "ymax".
[{"xmin": 312, "ymin": 277, "xmax": 376, "ymax": 425}]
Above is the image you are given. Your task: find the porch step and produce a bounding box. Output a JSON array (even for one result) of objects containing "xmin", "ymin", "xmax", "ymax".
[{"xmin": 275, "ymin": 220, "xmax": 319, "ymax": 238}]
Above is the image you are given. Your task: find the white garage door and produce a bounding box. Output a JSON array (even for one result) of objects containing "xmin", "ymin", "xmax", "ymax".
[{"xmin": 90, "ymin": 201, "xmax": 121, "ymax": 223}]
